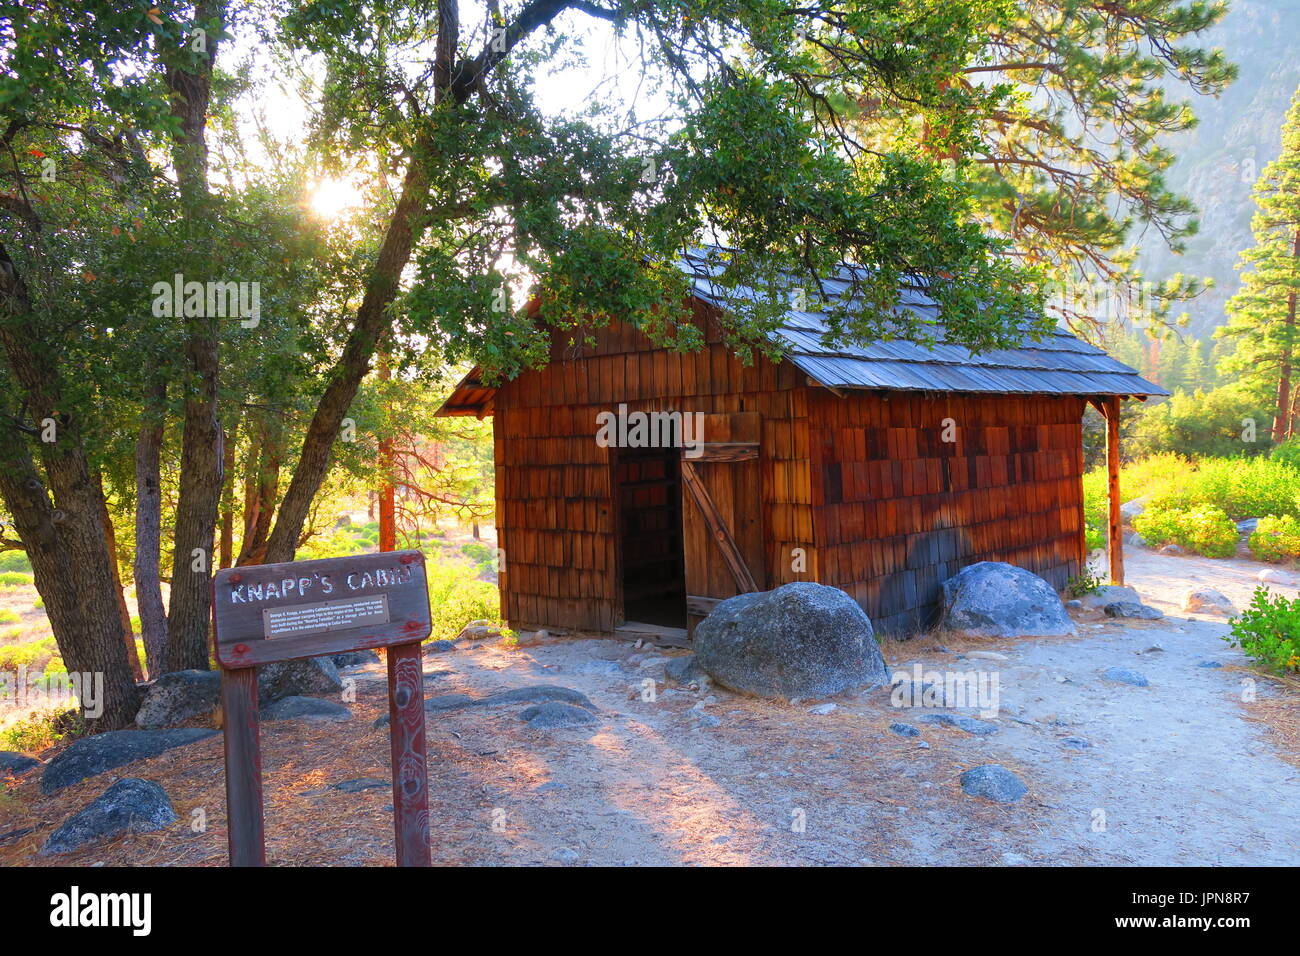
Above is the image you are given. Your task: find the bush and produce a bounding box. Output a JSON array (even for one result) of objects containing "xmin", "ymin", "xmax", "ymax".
[
  {"xmin": 0, "ymin": 571, "xmax": 33, "ymax": 589},
  {"xmin": 0, "ymin": 551, "xmax": 32, "ymax": 573},
  {"xmin": 0, "ymin": 610, "xmax": 19, "ymax": 625},
  {"xmin": 1127, "ymin": 384, "xmax": 1275, "ymax": 460},
  {"xmin": 1226, "ymin": 587, "xmax": 1300, "ymax": 674},
  {"xmin": 0, "ymin": 707, "xmax": 83, "ymax": 752},
  {"xmin": 1248, "ymin": 515, "xmax": 1300, "ymax": 564},
  {"xmin": 1133, "ymin": 504, "xmax": 1239, "ymax": 558},
  {"xmin": 425, "ymin": 560, "xmax": 500, "ymax": 640}
]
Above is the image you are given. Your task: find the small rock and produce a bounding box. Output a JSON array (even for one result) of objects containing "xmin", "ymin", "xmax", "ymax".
[
  {"xmin": 41, "ymin": 779, "xmax": 176, "ymax": 855},
  {"xmin": 519, "ymin": 701, "xmax": 599, "ymax": 729},
  {"xmin": 1159, "ymin": 544, "xmax": 1185, "ymax": 556},
  {"xmin": 580, "ymin": 659, "xmax": 623, "ymax": 676},
  {"xmin": 1124, "ymin": 532, "xmax": 1147, "ymax": 548},
  {"xmin": 426, "ymin": 640, "xmax": 457, "ymax": 654},
  {"xmin": 689, "ymin": 711, "xmax": 722, "ymax": 728},
  {"xmin": 1258, "ymin": 569, "xmax": 1295, "ymax": 587},
  {"xmin": 1197, "ymin": 660, "xmax": 1223, "ymax": 669},
  {"xmin": 551, "ymin": 847, "xmax": 580, "ymax": 863},
  {"xmin": 888, "ymin": 722, "xmax": 920, "ymax": 738},
  {"xmin": 479, "ymin": 685, "xmax": 597, "ymax": 712},
  {"xmin": 0, "ymin": 751, "xmax": 40, "ymax": 776},
  {"xmin": 960, "ymin": 765, "xmax": 1027, "ymax": 803},
  {"xmin": 1103, "ymin": 601, "xmax": 1163, "ymax": 620},
  {"xmin": 1182, "ymin": 587, "xmax": 1237, "ymax": 616},
  {"xmin": 1102, "ymin": 666, "xmax": 1149, "ymax": 687},
  {"xmin": 331, "ymin": 650, "xmax": 381, "ymax": 668},
  {"xmin": 1077, "ymin": 585, "xmax": 1142, "ymax": 610},
  {"xmin": 1119, "ymin": 495, "xmax": 1150, "ymax": 521},
  {"xmin": 915, "ymin": 713, "xmax": 999, "ymax": 736},
  {"xmin": 664, "ymin": 655, "xmax": 701, "ymax": 683},
  {"xmin": 262, "ymin": 696, "xmax": 352, "ymax": 722},
  {"xmin": 332, "ymin": 777, "xmax": 388, "ymax": 793},
  {"xmin": 638, "ymin": 656, "xmax": 669, "ymax": 670},
  {"xmin": 807, "ymin": 703, "xmax": 837, "ymax": 715},
  {"xmin": 456, "ymin": 623, "xmax": 505, "ymax": 642},
  {"xmin": 425, "ymin": 693, "xmax": 477, "ymax": 712},
  {"xmin": 965, "ymin": 650, "xmax": 1010, "ymax": 661},
  {"xmin": 1060, "ymin": 736, "xmax": 1091, "ymax": 750},
  {"xmin": 1065, "ymin": 599, "xmax": 1083, "ymax": 610}
]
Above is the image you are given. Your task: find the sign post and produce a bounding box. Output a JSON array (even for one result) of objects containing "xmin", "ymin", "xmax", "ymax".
[{"xmin": 212, "ymin": 550, "xmax": 433, "ymax": 866}]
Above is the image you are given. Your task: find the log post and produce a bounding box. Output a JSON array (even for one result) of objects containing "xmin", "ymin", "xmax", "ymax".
[
  {"xmin": 220, "ymin": 666, "xmax": 266, "ymax": 866},
  {"xmin": 387, "ymin": 640, "xmax": 430, "ymax": 866},
  {"xmin": 1105, "ymin": 395, "xmax": 1124, "ymax": 585}
]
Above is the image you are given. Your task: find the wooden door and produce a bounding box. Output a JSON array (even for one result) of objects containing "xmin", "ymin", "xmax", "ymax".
[{"xmin": 681, "ymin": 411, "xmax": 766, "ymax": 635}]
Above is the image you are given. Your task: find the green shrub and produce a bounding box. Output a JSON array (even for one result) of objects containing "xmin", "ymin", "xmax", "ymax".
[
  {"xmin": 1248, "ymin": 515, "xmax": 1300, "ymax": 564},
  {"xmin": 1133, "ymin": 504, "xmax": 1239, "ymax": 558},
  {"xmin": 0, "ymin": 571, "xmax": 33, "ymax": 588},
  {"xmin": 0, "ymin": 707, "xmax": 83, "ymax": 752},
  {"xmin": 460, "ymin": 541, "xmax": 496, "ymax": 566},
  {"xmin": 0, "ymin": 610, "xmax": 19, "ymax": 625},
  {"xmin": 1226, "ymin": 587, "xmax": 1300, "ymax": 674},
  {"xmin": 425, "ymin": 560, "xmax": 500, "ymax": 640},
  {"xmin": 1084, "ymin": 522, "xmax": 1106, "ymax": 552},
  {"xmin": 0, "ymin": 551, "xmax": 32, "ymax": 573},
  {"xmin": 0, "ymin": 637, "xmax": 58, "ymax": 672}
]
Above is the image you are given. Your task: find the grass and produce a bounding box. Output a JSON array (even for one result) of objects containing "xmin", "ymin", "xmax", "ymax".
[
  {"xmin": 0, "ymin": 572, "xmax": 34, "ymax": 589},
  {"xmin": 0, "ymin": 552, "xmax": 32, "ymax": 574},
  {"xmin": 0, "ymin": 610, "xmax": 18, "ymax": 625},
  {"xmin": 426, "ymin": 559, "xmax": 501, "ymax": 641}
]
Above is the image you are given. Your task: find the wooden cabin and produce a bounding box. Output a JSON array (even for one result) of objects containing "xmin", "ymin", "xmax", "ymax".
[{"xmin": 436, "ymin": 251, "xmax": 1165, "ymax": 640}]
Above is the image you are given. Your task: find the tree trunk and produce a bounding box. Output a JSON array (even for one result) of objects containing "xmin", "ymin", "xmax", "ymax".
[
  {"xmin": 262, "ymin": 159, "xmax": 432, "ymax": 563},
  {"xmin": 219, "ymin": 423, "xmax": 236, "ymax": 568},
  {"xmin": 133, "ymin": 377, "xmax": 168, "ymax": 675},
  {"xmin": 97, "ymin": 473, "xmax": 142, "ymax": 681},
  {"xmin": 161, "ymin": 2, "xmax": 225, "ymax": 672},
  {"xmin": 236, "ymin": 411, "xmax": 281, "ymax": 566},
  {"xmin": 0, "ymin": 245, "xmax": 141, "ymax": 730},
  {"xmin": 1281, "ymin": 228, "xmax": 1300, "ymax": 442}
]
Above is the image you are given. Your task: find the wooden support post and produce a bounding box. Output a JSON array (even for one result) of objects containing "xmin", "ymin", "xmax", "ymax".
[
  {"xmin": 387, "ymin": 640, "xmax": 430, "ymax": 867},
  {"xmin": 1105, "ymin": 395, "xmax": 1124, "ymax": 585},
  {"xmin": 220, "ymin": 666, "xmax": 265, "ymax": 867}
]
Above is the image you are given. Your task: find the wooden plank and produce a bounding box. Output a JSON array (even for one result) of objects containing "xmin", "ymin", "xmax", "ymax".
[
  {"xmin": 681, "ymin": 459, "xmax": 759, "ymax": 593},
  {"xmin": 692, "ymin": 442, "xmax": 759, "ymax": 462},
  {"xmin": 1105, "ymin": 394, "xmax": 1125, "ymax": 585},
  {"xmin": 686, "ymin": 594, "xmax": 722, "ymax": 616},
  {"xmin": 387, "ymin": 640, "xmax": 431, "ymax": 867},
  {"xmin": 220, "ymin": 666, "xmax": 265, "ymax": 867}
]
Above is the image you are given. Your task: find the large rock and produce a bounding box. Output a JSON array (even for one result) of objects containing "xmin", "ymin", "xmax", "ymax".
[
  {"xmin": 941, "ymin": 562, "xmax": 1075, "ymax": 638},
  {"xmin": 134, "ymin": 670, "xmax": 221, "ymax": 729},
  {"xmin": 42, "ymin": 728, "xmax": 218, "ymax": 794},
  {"xmin": 1077, "ymin": 584, "xmax": 1142, "ymax": 611},
  {"xmin": 41, "ymin": 778, "xmax": 175, "ymax": 855},
  {"xmin": 1182, "ymin": 587, "xmax": 1237, "ymax": 617},
  {"xmin": 257, "ymin": 657, "xmax": 342, "ymax": 706},
  {"xmin": 692, "ymin": 582, "xmax": 887, "ymax": 700},
  {"xmin": 0, "ymin": 751, "xmax": 40, "ymax": 776},
  {"xmin": 261, "ymin": 696, "xmax": 352, "ymax": 722},
  {"xmin": 518, "ymin": 701, "xmax": 599, "ymax": 729}
]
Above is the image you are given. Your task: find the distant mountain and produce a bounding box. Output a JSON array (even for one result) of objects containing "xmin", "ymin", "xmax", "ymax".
[{"xmin": 1136, "ymin": 0, "xmax": 1300, "ymax": 340}]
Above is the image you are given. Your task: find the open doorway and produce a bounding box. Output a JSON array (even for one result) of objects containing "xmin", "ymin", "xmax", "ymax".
[{"xmin": 615, "ymin": 446, "xmax": 687, "ymax": 629}]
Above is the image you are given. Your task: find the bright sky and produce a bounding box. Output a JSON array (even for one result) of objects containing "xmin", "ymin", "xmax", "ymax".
[{"xmin": 227, "ymin": 9, "xmax": 674, "ymax": 219}]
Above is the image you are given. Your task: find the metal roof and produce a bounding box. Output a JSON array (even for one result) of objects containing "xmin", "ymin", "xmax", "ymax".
[
  {"xmin": 436, "ymin": 249, "xmax": 1165, "ymax": 416},
  {"xmin": 676, "ymin": 248, "xmax": 1166, "ymax": 398}
]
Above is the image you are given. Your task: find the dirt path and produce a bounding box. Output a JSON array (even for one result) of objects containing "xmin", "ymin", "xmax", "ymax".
[{"xmin": 4, "ymin": 545, "xmax": 1296, "ymax": 866}]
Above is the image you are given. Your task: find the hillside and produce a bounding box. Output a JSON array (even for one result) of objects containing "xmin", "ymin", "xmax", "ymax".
[{"xmin": 1137, "ymin": 0, "xmax": 1300, "ymax": 340}]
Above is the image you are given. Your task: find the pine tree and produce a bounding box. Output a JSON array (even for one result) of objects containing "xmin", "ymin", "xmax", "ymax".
[
  {"xmin": 841, "ymin": 1, "xmax": 1235, "ymax": 330},
  {"xmin": 1218, "ymin": 84, "xmax": 1300, "ymax": 441}
]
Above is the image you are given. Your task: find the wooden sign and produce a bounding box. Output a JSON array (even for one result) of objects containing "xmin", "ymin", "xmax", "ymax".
[{"xmin": 211, "ymin": 550, "xmax": 432, "ymax": 867}]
